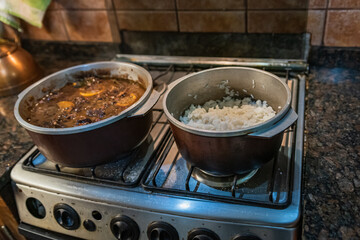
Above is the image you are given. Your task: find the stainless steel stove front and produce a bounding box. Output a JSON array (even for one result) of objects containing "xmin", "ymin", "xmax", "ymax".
[
  {"xmin": 12, "ymin": 157, "xmax": 300, "ymax": 240},
  {"xmin": 11, "ymin": 56, "xmax": 305, "ymax": 240}
]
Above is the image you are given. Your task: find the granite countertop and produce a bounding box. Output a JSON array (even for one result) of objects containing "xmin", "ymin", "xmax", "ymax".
[
  {"xmin": 0, "ymin": 95, "xmax": 32, "ymax": 177},
  {"xmin": 0, "ymin": 42, "xmax": 359, "ymax": 239},
  {"xmin": 303, "ymin": 66, "xmax": 360, "ymax": 239}
]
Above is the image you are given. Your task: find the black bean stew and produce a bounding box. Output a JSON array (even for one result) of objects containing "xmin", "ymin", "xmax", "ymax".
[{"xmin": 26, "ymin": 76, "xmax": 146, "ymax": 128}]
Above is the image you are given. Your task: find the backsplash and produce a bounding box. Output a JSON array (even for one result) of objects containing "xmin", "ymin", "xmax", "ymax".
[{"xmin": 20, "ymin": 0, "xmax": 360, "ymax": 47}]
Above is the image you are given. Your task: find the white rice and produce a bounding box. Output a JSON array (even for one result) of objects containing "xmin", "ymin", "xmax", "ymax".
[{"xmin": 180, "ymin": 82, "xmax": 276, "ymax": 131}]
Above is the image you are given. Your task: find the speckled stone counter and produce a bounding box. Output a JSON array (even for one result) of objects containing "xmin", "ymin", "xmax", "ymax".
[
  {"xmin": 303, "ymin": 66, "xmax": 360, "ymax": 240},
  {"xmin": 0, "ymin": 95, "xmax": 32, "ymax": 177}
]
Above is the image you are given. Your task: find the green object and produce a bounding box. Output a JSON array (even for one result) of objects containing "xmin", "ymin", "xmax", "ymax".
[
  {"xmin": 0, "ymin": 0, "xmax": 51, "ymax": 30},
  {"xmin": 0, "ymin": 11, "xmax": 22, "ymax": 32}
]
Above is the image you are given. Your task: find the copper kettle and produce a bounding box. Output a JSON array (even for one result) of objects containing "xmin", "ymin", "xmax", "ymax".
[{"xmin": 0, "ymin": 24, "xmax": 42, "ymax": 97}]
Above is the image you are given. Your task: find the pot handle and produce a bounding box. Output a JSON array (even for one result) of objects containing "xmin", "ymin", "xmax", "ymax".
[
  {"xmin": 130, "ymin": 83, "xmax": 166, "ymax": 118},
  {"xmin": 248, "ymin": 108, "xmax": 298, "ymax": 139}
]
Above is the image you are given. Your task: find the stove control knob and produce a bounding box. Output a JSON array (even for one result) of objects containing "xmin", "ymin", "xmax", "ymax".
[
  {"xmin": 147, "ymin": 221, "xmax": 179, "ymax": 240},
  {"xmin": 187, "ymin": 228, "xmax": 220, "ymax": 240},
  {"xmin": 26, "ymin": 197, "xmax": 46, "ymax": 219},
  {"xmin": 83, "ymin": 219, "xmax": 96, "ymax": 232},
  {"xmin": 110, "ymin": 215, "xmax": 140, "ymax": 240},
  {"xmin": 232, "ymin": 235, "xmax": 261, "ymax": 240},
  {"xmin": 53, "ymin": 203, "xmax": 80, "ymax": 230}
]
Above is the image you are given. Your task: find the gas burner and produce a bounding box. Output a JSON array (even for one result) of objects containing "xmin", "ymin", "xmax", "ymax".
[{"xmin": 189, "ymin": 163, "xmax": 258, "ymax": 189}]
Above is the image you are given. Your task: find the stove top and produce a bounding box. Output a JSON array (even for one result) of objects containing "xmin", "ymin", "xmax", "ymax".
[{"xmin": 11, "ymin": 55, "xmax": 306, "ymax": 240}]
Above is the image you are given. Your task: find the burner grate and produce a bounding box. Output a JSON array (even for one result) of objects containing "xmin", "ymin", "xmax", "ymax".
[
  {"xmin": 20, "ymin": 60, "xmax": 302, "ymax": 206},
  {"xmin": 142, "ymin": 128, "xmax": 295, "ymax": 208}
]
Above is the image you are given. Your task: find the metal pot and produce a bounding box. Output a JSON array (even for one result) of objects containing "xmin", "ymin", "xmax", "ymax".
[
  {"xmin": 0, "ymin": 41, "xmax": 43, "ymax": 97},
  {"xmin": 163, "ymin": 67, "xmax": 298, "ymax": 175},
  {"xmin": 14, "ymin": 62, "xmax": 161, "ymax": 167}
]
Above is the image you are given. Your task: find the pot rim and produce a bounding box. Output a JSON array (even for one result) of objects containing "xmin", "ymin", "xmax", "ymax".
[
  {"xmin": 163, "ymin": 67, "xmax": 292, "ymax": 137},
  {"xmin": 14, "ymin": 61, "xmax": 153, "ymax": 135}
]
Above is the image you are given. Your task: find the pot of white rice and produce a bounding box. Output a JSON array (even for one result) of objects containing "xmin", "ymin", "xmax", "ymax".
[{"xmin": 163, "ymin": 67, "xmax": 298, "ymax": 175}]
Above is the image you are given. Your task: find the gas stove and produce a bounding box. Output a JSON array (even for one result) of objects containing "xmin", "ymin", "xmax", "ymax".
[{"xmin": 11, "ymin": 55, "xmax": 306, "ymax": 240}]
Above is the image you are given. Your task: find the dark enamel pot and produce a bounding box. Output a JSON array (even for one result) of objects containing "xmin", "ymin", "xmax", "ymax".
[
  {"xmin": 14, "ymin": 62, "xmax": 160, "ymax": 167},
  {"xmin": 163, "ymin": 67, "xmax": 298, "ymax": 175}
]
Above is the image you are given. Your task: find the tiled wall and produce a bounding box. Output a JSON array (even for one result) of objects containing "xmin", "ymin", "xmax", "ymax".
[{"xmin": 21, "ymin": 0, "xmax": 360, "ymax": 47}]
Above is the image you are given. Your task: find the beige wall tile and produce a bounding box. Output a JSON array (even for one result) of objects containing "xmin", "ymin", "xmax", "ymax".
[
  {"xmin": 324, "ymin": 10, "xmax": 360, "ymax": 47},
  {"xmin": 247, "ymin": 0, "xmax": 308, "ymax": 9},
  {"xmin": 177, "ymin": 0, "xmax": 245, "ymax": 10},
  {"xmin": 309, "ymin": 0, "xmax": 327, "ymax": 9},
  {"xmin": 329, "ymin": 0, "xmax": 360, "ymax": 8},
  {"xmin": 178, "ymin": 11, "xmax": 245, "ymax": 32},
  {"xmin": 113, "ymin": 0, "xmax": 175, "ymax": 10},
  {"xmin": 307, "ymin": 10, "xmax": 326, "ymax": 45},
  {"xmin": 62, "ymin": 10, "xmax": 115, "ymax": 42},
  {"xmin": 116, "ymin": 11, "xmax": 177, "ymax": 31},
  {"xmin": 21, "ymin": 10, "xmax": 68, "ymax": 41},
  {"xmin": 48, "ymin": 0, "xmax": 113, "ymax": 10},
  {"xmin": 248, "ymin": 11, "xmax": 307, "ymax": 33}
]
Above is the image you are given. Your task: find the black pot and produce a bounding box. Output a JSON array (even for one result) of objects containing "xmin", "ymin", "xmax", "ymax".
[
  {"xmin": 14, "ymin": 62, "xmax": 161, "ymax": 167},
  {"xmin": 163, "ymin": 67, "xmax": 298, "ymax": 175}
]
